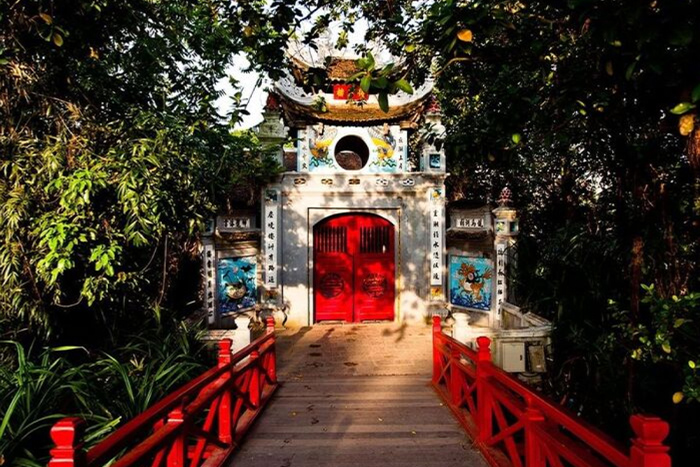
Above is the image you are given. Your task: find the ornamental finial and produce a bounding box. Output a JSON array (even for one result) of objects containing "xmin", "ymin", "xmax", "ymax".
[
  {"xmin": 498, "ymin": 187, "xmax": 512, "ymax": 206},
  {"xmin": 264, "ymin": 93, "xmax": 280, "ymax": 111},
  {"xmin": 426, "ymin": 94, "xmax": 441, "ymax": 114}
]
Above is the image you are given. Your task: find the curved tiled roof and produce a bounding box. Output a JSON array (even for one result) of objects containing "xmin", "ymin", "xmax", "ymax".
[{"xmin": 273, "ymin": 73, "xmax": 435, "ymax": 124}]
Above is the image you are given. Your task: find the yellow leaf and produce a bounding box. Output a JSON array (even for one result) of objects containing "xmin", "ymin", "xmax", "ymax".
[
  {"xmin": 457, "ymin": 29, "xmax": 473, "ymax": 42},
  {"xmin": 605, "ymin": 61, "xmax": 613, "ymax": 76},
  {"xmin": 89, "ymin": 47, "xmax": 99, "ymax": 60},
  {"xmin": 679, "ymin": 114, "xmax": 695, "ymax": 136},
  {"xmin": 672, "ymin": 392, "xmax": 684, "ymax": 404},
  {"xmin": 39, "ymin": 13, "xmax": 53, "ymax": 24},
  {"xmin": 662, "ymin": 342, "xmax": 671, "ymax": 354},
  {"xmin": 53, "ymin": 33, "xmax": 64, "ymax": 47}
]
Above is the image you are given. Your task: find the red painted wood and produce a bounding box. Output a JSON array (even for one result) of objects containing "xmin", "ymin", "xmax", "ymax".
[
  {"xmin": 48, "ymin": 418, "xmax": 84, "ymax": 467},
  {"xmin": 430, "ymin": 317, "xmax": 673, "ymax": 467},
  {"xmin": 314, "ymin": 213, "xmax": 395, "ymax": 322},
  {"xmin": 48, "ymin": 330, "xmax": 279, "ymax": 467}
]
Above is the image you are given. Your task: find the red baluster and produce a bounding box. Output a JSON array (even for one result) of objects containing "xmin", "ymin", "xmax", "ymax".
[
  {"xmin": 218, "ymin": 338, "xmax": 232, "ymax": 368},
  {"xmin": 432, "ymin": 315, "xmax": 441, "ymax": 384},
  {"xmin": 166, "ymin": 405, "xmax": 185, "ymax": 467},
  {"xmin": 218, "ymin": 339, "xmax": 233, "ymax": 444},
  {"xmin": 629, "ymin": 415, "xmax": 671, "ymax": 467},
  {"xmin": 49, "ymin": 418, "xmax": 84, "ymax": 467},
  {"xmin": 450, "ymin": 347, "xmax": 462, "ymax": 406},
  {"xmin": 524, "ymin": 395, "xmax": 545, "ymax": 467},
  {"xmin": 476, "ymin": 336, "xmax": 493, "ymax": 443},
  {"xmin": 266, "ymin": 317, "xmax": 277, "ymax": 383},
  {"xmin": 250, "ymin": 350, "xmax": 260, "ymax": 408}
]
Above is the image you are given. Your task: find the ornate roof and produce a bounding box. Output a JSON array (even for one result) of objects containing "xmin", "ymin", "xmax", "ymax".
[{"xmin": 273, "ymin": 73, "xmax": 435, "ymax": 125}]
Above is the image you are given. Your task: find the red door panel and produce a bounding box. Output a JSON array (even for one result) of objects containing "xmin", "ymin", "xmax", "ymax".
[
  {"xmin": 314, "ymin": 224, "xmax": 352, "ymax": 322},
  {"xmin": 314, "ymin": 214, "xmax": 395, "ymax": 323}
]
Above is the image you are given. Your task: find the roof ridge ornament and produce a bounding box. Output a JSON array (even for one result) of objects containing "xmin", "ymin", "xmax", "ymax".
[{"xmin": 498, "ymin": 187, "xmax": 513, "ymax": 207}]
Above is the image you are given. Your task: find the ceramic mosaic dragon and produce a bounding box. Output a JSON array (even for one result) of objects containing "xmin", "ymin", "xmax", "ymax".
[
  {"xmin": 309, "ymin": 122, "xmax": 337, "ymax": 168},
  {"xmin": 369, "ymin": 123, "xmax": 397, "ymax": 169}
]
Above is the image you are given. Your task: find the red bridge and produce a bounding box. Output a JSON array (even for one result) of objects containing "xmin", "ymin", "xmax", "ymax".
[{"xmin": 48, "ymin": 318, "xmax": 671, "ymax": 467}]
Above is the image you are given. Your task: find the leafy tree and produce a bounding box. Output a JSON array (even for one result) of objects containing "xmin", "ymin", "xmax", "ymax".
[
  {"xmin": 340, "ymin": 0, "xmax": 699, "ymax": 462},
  {"xmin": 0, "ymin": 0, "xmax": 325, "ymax": 342}
]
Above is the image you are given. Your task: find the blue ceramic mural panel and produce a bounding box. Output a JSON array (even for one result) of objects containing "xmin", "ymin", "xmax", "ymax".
[
  {"xmin": 449, "ymin": 256, "xmax": 493, "ymax": 310},
  {"xmin": 217, "ymin": 257, "xmax": 257, "ymax": 313}
]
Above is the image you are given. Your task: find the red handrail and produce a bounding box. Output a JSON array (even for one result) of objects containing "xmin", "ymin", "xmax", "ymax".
[
  {"xmin": 431, "ymin": 316, "xmax": 671, "ymax": 467},
  {"xmin": 48, "ymin": 318, "xmax": 279, "ymax": 467}
]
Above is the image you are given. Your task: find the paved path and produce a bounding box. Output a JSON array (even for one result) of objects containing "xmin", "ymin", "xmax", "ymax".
[{"xmin": 231, "ymin": 323, "xmax": 487, "ymax": 467}]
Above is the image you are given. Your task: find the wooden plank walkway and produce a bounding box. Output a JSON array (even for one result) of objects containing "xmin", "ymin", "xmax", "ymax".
[{"xmin": 230, "ymin": 323, "xmax": 488, "ymax": 467}]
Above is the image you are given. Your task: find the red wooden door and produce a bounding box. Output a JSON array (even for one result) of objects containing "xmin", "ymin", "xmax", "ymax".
[{"xmin": 314, "ymin": 214, "xmax": 395, "ymax": 323}]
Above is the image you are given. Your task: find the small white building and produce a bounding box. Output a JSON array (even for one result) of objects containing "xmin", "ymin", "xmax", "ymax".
[{"xmin": 202, "ymin": 56, "xmax": 550, "ymax": 374}]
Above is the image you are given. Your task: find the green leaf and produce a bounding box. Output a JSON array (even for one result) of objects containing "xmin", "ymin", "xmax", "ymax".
[
  {"xmin": 366, "ymin": 52, "xmax": 375, "ymax": 70},
  {"xmin": 511, "ymin": 133, "xmax": 522, "ymax": 144},
  {"xmin": 373, "ymin": 77, "xmax": 388, "ymax": 90},
  {"xmin": 669, "ymin": 26, "xmax": 693, "ymax": 46},
  {"xmin": 670, "ymin": 102, "xmax": 695, "ymax": 115},
  {"xmin": 378, "ymin": 92, "xmax": 389, "ymax": 113},
  {"xmin": 395, "ymin": 78, "xmax": 413, "ymax": 94},
  {"xmin": 404, "ymin": 44, "xmax": 416, "ymax": 53},
  {"xmin": 691, "ymin": 83, "xmax": 700, "ymax": 103},
  {"xmin": 360, "ymin": 74, "xmax": 371, "ymax": 93}
]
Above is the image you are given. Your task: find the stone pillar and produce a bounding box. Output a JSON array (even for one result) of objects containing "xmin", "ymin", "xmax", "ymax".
[
  {"xmin": 451, "ymin": 312, "xmax": 472, "ymax": 345},
  {"xmin": 231, "ymin": 314, "xmax": 251, "ymax": 352},
  {"xmin": 492, "ymin": 187, "xmax": 519, "ymax": 327}
]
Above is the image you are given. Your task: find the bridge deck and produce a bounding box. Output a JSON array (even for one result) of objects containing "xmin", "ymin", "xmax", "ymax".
[{"xmin": 231, "ymin": 323, "xmax": 488, "ymax": 467}]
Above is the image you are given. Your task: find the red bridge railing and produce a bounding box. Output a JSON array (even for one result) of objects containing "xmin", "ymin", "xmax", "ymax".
[
  {"xmin": 48, "ymin": 318, "xmax": 279, "ymax": 467},
  {"xmin": 432, "ymin": 316, "xmax": 671, "ymax": 467}
]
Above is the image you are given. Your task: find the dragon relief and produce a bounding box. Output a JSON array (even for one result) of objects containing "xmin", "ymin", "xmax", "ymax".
[
  {"xmin": 309, "ymin": 123, "xmax": 338, "ymax": 169},
  {"xmin": 369, "ymin": 123, "xmax": 398, "ymax": 170}
]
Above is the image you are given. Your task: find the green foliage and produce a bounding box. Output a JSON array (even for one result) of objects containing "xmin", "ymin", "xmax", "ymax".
[
  {"xmin": 625, "ymin": 287, "xmax": 700, "ymax": 402},
  {"xmin": 0, "ymin": 318, "xmax": 209, "ymax": 466},
  {"xmin": 0, "ymin": 343, "xmax": 108, "ymax": 466},
  {"xmin": 347, "ymin": 52, "xmax": 413, "ymax": 112},
  {"xmin": 0, "ymin": 1, "xmax": 310, "ymax": 338},
  {"xmin": 348, "ymin": 0, "xmax": 699, "ymax": 462},
  {"xmin": 92, "ymin": 321, "xmax": 208, "ymax": 420}
]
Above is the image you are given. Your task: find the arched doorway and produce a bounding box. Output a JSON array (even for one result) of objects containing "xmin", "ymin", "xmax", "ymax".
[{"xmin": 314, "ymin": 213, "xmax": 395, "ymax": 323}]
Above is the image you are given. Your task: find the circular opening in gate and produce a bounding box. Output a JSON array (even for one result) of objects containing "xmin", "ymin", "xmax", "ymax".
[{"xmin": 334, "ymin": 135, "xmax": 369, "ymax": 170}]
